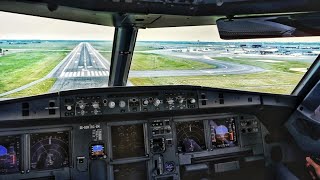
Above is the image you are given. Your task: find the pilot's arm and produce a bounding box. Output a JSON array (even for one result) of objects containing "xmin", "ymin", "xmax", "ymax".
[{"xmin": 306, "ymin": 157, "xmax": 320, "ymax": 179}]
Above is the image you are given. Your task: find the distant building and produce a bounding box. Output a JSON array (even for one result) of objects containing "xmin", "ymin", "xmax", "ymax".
[
  {"xmin": 260, "ymin": 48, "xmax": 279, "ymax": 55},
  {"xmin": 252, "ymin": 45, "xmax": 262, "ymax": 48}
]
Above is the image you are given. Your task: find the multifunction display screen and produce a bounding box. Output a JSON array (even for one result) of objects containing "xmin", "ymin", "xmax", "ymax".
[{"xmin": 210, "ymin": 118, "xmax": 237, "ymax": 148}]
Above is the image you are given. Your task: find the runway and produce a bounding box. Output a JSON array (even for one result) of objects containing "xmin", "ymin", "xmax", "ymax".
[{"xmin": 50, "ymin": 42, "xmax": 110, "ymax": 92}]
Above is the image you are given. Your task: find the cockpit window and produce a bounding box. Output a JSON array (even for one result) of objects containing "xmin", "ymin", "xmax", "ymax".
[
  {"xmin": 0, "ymin": 11, "xmax": 114, "ymax": 99},
  {"xmin": 0, "ymin": 12, "xmax": 318, "ymax": 100},
  {"xmin": 128, "ymin": 26, "xmax": 318, "ymax": 95}
]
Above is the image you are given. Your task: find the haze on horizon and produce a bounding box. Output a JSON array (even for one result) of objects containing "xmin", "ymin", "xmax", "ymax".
[{"xmin": 1, "ymin": 11, "xmax": 320, "ymax": 42}]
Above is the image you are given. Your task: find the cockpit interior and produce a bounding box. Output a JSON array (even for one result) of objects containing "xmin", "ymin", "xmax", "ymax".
[{"xmin": 0, "ymin": 0, "xmax": 320, "ymax": 179}]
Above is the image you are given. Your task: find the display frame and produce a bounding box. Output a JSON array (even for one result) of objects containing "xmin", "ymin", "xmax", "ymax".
[
  {"xmin": 209, "ymin": 117, "xmax": 238, "ymax": 149},
  {"xmin": 107, "ymin": 120, "xmax": 149, "ymax": 160},
  {"xmin": 0, "ymin": 134, "xmax": 22, "ymax": 175},
  {"xmin": 27, "ymin": 127, "xmax": 72, "ymax": 172}
]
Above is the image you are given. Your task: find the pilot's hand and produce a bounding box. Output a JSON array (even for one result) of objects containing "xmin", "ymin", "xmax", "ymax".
[{"xmin": 306, "ymin": 157, "xmax": 320, "ymax": 179}]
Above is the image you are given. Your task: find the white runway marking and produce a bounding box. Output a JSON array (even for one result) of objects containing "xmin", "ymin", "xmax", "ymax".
[{"xmin": 63, "ymin": 70, "xmax": 109, "ymax": 77}]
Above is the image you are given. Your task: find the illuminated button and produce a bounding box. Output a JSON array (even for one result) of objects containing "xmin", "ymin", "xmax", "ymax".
[
  {"xmin": 108, "ymin": 101, "xmax": 116, "ymax": 109},
  {"xmin": 119, "ymin": 100, "xmax": 126, "ymax": 108}
]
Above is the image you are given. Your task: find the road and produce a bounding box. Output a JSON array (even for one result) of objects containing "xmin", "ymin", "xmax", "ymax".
[{"xmin": 50, "ymin": 42, "xmax": 111, "ymax": 92}]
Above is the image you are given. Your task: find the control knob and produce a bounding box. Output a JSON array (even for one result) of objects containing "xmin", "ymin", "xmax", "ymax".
[
  {"xmin": 119, "ymin": 100, "xmax": 126, "ymax": 108},
  {"xmin": 143, "ymin": 99, "xmax": 149, "ymax": 106},
  {"xmin": 78, "ymin": 101, "xmax": 86, "ymax": 109},
  {"xmin": 167, "ymin": 98, "xmax": 174, "ymax": 105},
  {"xmin": 108, "ymin": 101, "xmax": 116, "ymax": 109},
  {"xmin": 154, "ymin": 98, "xmax": 161, "ymax": 107},
  {"xmin": 189, "ymin": 98, "xmax": 196, "ymax": 104},
  {"xmin": 92, "ymin": 101, "xmax": 100, "ymax": 109}
]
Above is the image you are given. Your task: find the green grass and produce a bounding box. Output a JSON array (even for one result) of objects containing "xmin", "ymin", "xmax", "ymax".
[
  {"xmin": 0, "ymin": 51, "xmax": 68, "ymax": 94},
  {"xmin": 130, "ymin": 72, "xmax": 304, "ymax": 94},
  {"xmin": 3, "ymin": 78, "xmax": 57, "ymax": 98},
  {"xmin": 213, "ymin": 57, "xmax": 310, "ymax": 73},
  {"xmin": 100, "ymin": 52, "xmax": 112, "ymax": 62},
  {"xmin": 130, "ymin": 56, "xmax": 312, "ymax": 94},
  {"xmin": 100, "ymin": 52, "xmax": 216, "ymax": 71},
  {"xmin": 131, "ymin": 53, "xmax": 216, "ymax": 70}
]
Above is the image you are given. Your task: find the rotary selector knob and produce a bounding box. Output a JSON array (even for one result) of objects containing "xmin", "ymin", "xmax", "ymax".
[
  {"xmin": 154, "ymin": 99, "xmax": 161, "ymax": 107},
  {"xmin": 66, "ymin": 105, "xmax": 72, "ymax": 111},
  {"xmin": 108, "ymin": 101, "xmax": 116, "ymax": 109},
  {"xmin": 119, "ymin": 100, "xmax": 126, "ymax": 108},
  {"xmin": 189, "ymin": 98, "xmax": 196, "ymax": 104},
  {"xmin": 167, "ymin": 98, "xmax": 174, "ymax": 105},
  {"xmin": 92, "ymin": 101, "xmax": 100, "ymax": 109},
  {"xmin": 143, "ymin": 100, "xmax": 149, "ymax": 106},
  {"xmin": 78, "ymin": 101, "xmax": 86, "ymax": 109}
]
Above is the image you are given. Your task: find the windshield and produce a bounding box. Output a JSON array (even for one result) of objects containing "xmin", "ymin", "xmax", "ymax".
[
  {"xmin": 129, "ymin": 27, "xmax": 317, "ymax": 95},
  {"xmin": 0, "ymin": 12, "xmax": 318, "ymax": 100},
  {"xmin": 0, "ymin": 12, "xmax": 114, "ymax": 99}
]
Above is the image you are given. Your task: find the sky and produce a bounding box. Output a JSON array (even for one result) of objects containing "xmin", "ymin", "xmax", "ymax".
[{"xmin": 1, "ymin": 11, "xmax": 320, "ymax": 42}]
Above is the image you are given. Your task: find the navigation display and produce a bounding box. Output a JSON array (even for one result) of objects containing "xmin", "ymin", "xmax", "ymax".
[
  {"xmin": 111, "ymin": 124, "xmax": 145, "ymax": 159},
  {"xmin": 210, "ymin": 118, "xmax": 237, "ymax": 148},
  {"xmin": 0, "ymin": 135, "xmax": 20, "ymax": 174},
  {"xmin": 176, "ymin": 121, "xmax": 206, "ymax": 153},
  {"xmin": 30, "ymin": 131, "xmax": 70, "ymax": 170}
]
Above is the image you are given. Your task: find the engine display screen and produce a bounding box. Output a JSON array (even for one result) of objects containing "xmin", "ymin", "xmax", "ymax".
[
  {"xmin": 111, "ymin": 124, "xmax": 145, "ymax": 159},
  {"xmin": 176, "ymin": 121, "xmax": 206, "ymax": 153},
  {"xmin": 30, "ymin": 131, "xmax": 70, "ymax": 170},
  {"xmin": 210, "ymin": 118, "xmax": 237, "ymax": 148},
  {"xmin": 113, "ymin": 162, "xmax": 147, "ymax": 180},
  {"xmin": 0, "ymin": 135, "xmax": 20, "ymax": 174}
]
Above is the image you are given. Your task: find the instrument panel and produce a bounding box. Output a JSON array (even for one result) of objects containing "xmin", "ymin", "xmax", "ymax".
[
  {"xmin": 0, "ymin": 113, "xmax": 265, "ymax": 180},
  {"xmin": 0, "ymin": 86, "xmax": 281, "ymax": 179}
]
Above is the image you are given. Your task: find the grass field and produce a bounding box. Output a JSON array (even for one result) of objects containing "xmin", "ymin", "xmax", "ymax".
[
  {"xmin": 130, "ymin": 57, "xmax": 312, "ymax": 94},
  {"xmin": 131, "ymin": 53, "xmax": 216, "ymax": 70},
  {"xmin": 100, "ymin": 52, "xmax": 216, "ymax": 70},
  {"xmin": 0, "ymin": 51, "xmax": 68, "ymax": 94},
  {"xmin": 3, "ymin": 78, "xmax": 57, "ymax": 98}
]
